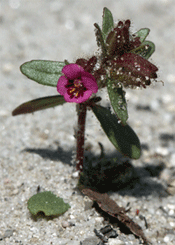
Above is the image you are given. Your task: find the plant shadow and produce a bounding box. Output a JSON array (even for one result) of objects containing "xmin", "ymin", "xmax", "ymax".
[
  {"xmin": 24, "ymin": 145, "xmax": 74, "ymax": 166},
  {"xmin": 24, "ymin": 144, "xmax": 167, "ymax": 197},
  {"xmin": 81, "ymin": 149, "xmax": 167, "ymax": 197}
]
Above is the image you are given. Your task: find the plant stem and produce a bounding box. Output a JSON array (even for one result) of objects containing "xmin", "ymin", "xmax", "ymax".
[{"xmin": 76, "ymin": 103, "xmax": 87, "ymax": 171}]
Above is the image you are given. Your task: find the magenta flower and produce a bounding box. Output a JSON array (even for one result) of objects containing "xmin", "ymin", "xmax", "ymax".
[{"xmin": 57, "ymin": 64, "xmax": 98, "ymax": 103}]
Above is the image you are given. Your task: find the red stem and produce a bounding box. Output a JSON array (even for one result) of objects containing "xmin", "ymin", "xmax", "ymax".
[{"xmin": 76, "ymin": 103, "xmax": 87, "ymax": 171}]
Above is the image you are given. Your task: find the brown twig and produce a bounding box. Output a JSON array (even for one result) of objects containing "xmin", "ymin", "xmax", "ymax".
[{"xmin": 81, "ymin": 187, "xmax": 151, "ymax": 245}]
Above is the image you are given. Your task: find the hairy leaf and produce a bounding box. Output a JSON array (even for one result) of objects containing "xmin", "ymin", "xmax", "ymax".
[
  {"xmin": 107, "ymin": 79, "xmax": 128, "ymax": 125},
  {"xmin": 102, "ymin": 7, "xmax": 114, "ymax": 41},
  {"xmin": 130, "ymin": 40, "xmax": 155, "ymax": 59},
  {"xmin": 27, "ymin": 191, "xmax": 70, "ymax": 216},
  {"xmin": 91, "ymin": 105, "xmax": 141, "ymax": 159},
  {"xmin": 134, "ymin": 28, "xmax": 150, "ymax": 43},
  {"xmin": 20, "ymin": 60, "xmax": 65, "ymax": 87},
  {"xmin": 12, "ymin": 95, "xmax": 66, "ymax": 116},
  {"xmin": 94, "ymin": 23, "xmax": 107, "ymax": 57}
]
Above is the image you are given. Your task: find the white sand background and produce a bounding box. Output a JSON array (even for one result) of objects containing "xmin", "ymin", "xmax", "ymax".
[{"xmin": 1, "ymin": 0, "xmax": 175, "ymax": 244}]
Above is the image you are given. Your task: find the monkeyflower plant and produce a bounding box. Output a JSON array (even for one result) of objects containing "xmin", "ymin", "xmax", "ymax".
[
  {"xmin": 13, "ymin": 8, "xmax": 158, "ymax": 176},
  {"xmin": 12, "ymin": 9, "xmax": 159, "ymax": 241}
]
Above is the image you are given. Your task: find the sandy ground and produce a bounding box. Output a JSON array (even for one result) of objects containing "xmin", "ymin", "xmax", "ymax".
[{"xmin": 1, "ymin": 0, "xmax": 175, "ymax": 244}]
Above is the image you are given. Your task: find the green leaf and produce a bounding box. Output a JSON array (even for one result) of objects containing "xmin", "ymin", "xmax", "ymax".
[
  {"xmin": 20, "ymin": 60, "xmax": 65, "ymax": 87},
  {"xmin": 130, "ymin": 40, "xmax": 155, "ymax": 59},
  {"xmin": 27, "ymin": 191, "xmax": 70, "ymax": 216},
  {"xmin": 107, "ymin": 79, "xmax": 128, "ymax": 125},
  {"xmin": 94, "ymin": 23, "xmax": 107, "ymax": 57},
  {"xmin": 134, "ymin": 28, "xmax": 150, "ymax": 43},
  {"xmin": 12, "ymin": 95, "xmax": 66, "ymax": 116},
  {"xmin": 91, "ymin": 105, "xmax": 141, "ymax": 159},
  {"xmin": 102, "ymin": 7, "xmax": 114, "ymax": 41}
]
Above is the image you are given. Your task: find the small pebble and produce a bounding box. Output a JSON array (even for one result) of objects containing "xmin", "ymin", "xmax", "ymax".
[
  {"xmin": 155, "ymin": 147, "xmax": 169, "ymax": 156},
  {"xmin": 94, "ymin": 217, "xmax": 104, "ymax": 223},
  {"xmin": 164, "ymin": 234, "xmax": 174, "ymax": 242},
  {"xmin": 167, "ymin": 74, "xmax": 175, "ymax": 83},
  {"xmin": 167, "ymin": 179, "xmax": 175, "ymax": 195},
  {"xmin": 2, "ymin": 63, "xmax": 13, "ymax": 73},
  {"xmin": 169, "ymin": 154, "xmax": 175, "ymax": 166},
  {"xmin": 12, "ymin": 189, "xmax": 19, "ymax": 195},
  {"xmin": 0, "ymin": 229, "xmax": 13, "ymax": 240},
  {"xmin": 167, "ymin": 204, "xmax": 175, "ymax": 210},
  {"xmin": 69, "ymin": 214, "xmax": 75, "ymax": 219},
  {"xmin": 108, "ymin": 239, "xmax": 125, "ymax": 245},
  {"xmin": 160, "ymin": 168, "xmax": 173, "ymax": 182},
  {"xmin": 0, "ymin": 110, "xmax": 9, "ymax": 116},
  {"xmin": 168, "ymin": 179, "xmax": 175, "ymax": 187},
  {"xmin": 66, "ymin": 241, "xmax": 79, "ymax": 245},
  {"xmin": 61, "ymin": 221, "xmax": 71, "ymax": 228},
  {"xmin": 169, "ymin": 221, "xmax": 175, "ymax": 227},
  {"xmin": 84, "ymin": 196, "xmax": 93, "ymax": 211},
  {"xmin": 168, "ymin": 209, "xmax": 174, "ymax": 215},
  {"xmin": 80, "ymin": 236, "xmax": 99, "ymax": 245},
  {"xmin": 72, "ymin": 171, "xmax": 79, "ymax": 178}
]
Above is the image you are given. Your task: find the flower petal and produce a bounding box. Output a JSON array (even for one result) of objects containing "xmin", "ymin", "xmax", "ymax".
[
  {"xmin": 81, "ymin": 75, "xmax": 98, "ymax": 93},
  {"xmin": 81, "ymin": 71, "xmax": 97, "ymax": 82},
  {"xmin": 57, "ymin": 76, "xmax": 68, "ymax": 95},
  {"xmin": 62, "ymin": 64, "xmax": 84, "ymax": 80},
  {"xmin": 79, "ymin": 90, "xmax": 93, "ymax": 102}
]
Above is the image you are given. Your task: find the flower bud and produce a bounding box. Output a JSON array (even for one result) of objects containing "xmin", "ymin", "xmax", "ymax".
[{"xmin": 106, "ymin": 20, "xmax": 141, "ymax": 59}]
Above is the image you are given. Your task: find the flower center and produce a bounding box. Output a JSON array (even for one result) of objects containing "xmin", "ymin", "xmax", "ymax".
[
  {"xmin": 74, "ymin": 79, "xmax": 83, "ymax": 88},
  {"xmin": 66, "ymin": 78, "xmax": 87, "ymax": 99}
]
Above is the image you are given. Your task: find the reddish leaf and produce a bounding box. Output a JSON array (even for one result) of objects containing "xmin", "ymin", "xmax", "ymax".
[
  {"xmin": 12, "ymin": 95, "xmax": 66, "ymax": 116},
  {"xmin": 114, "ymin": 53, "xmax": 158, "ymax": 78},
  {"xmin": 111, "ymin": 53, "xmax": 158, "ymax": 88}
]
